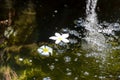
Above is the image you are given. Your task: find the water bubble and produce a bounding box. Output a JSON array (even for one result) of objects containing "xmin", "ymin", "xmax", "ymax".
[
  {"xmin": 49, "ymin": 64, "xmax": 55, "ymax": 70},
  {"xmin": 64, "ymin": 4, "xmax": 68, "ymax": 7},
  {"xmin": 78, "ymin": 20, "xmax": 82, "ymax": 24},
  {"xmin": 66, "ymin": 68, "xmax": 72, "ymax": 76},
  {"xmin": 102, "ymin": 29, "xmax": 114, "ymax": 35},
  {"xmin": 61, "ymin": 28, "xmax": 81, "ymax": 39},
  {"xmin": 95, "ymin": 60, "xmax": 99, "ymax": 63},
  {"xmin": 64, "ymin": 56, "xmax": 71, "ymax": 62},
  {"xmin": 76, "ymin": 53, "xmax": 81, "ymax": 56},
  {"xmin": 112, "ymin": 23, "xmax": 120, "ymax": 31},
  {"xmin": 29, "ymin": 60, "xmax": 32, "ymax": 62},
  {"xmin": 13, "ymin": 31, "xmax": 17, "ymax": 36},
  {"xmin": 69, "ymin": 30, "xmax": 80, "ymax": 37},
  {"xmin": 19, "ymin": 58, "xmax": 23, "ymax": 61},
  {"xmin": 43, "ymin": 77, "xmax": 51, "ymax": 80},
  {"xmin": 54, "ymin": 10, "xmax": 58, "ymax": 13},
  {"xmin": 33, "ymin": 77, "xmax": 36, "ymax": 80},
  {"xmin": 74, "ymin": 77, "xmax": 78, "ymax": 80},
  {"xmin": 118, "ymin": 75, "xmax": 120, "ymax": 78},
  {"xmin": 69, "ymin": 39, "xmax": 78, "ymax": 44},
  {"xmin": 112, "ymin": 46, "xmax": 120, "ymax": 50},
  {"xmin": 52, "ymin": 14, "xmax": 55, "ymax": 17},
  {"xmin": 39, "ymin": 5, "xmax": 42, "ymax": 7},
  {"xmin": 85, "ymin": 52, "xmax": 99, "ymax": 58},
  {"xmin": 109, "ymin": 75, "xmax": 113, "ymax": 78},
  {"xmin": 57, "ymin": 50, "xmax": 65, "ymax": 54},
  {"xmin": 94, "ymin": 75, "xmax": 97, "ymax": 77},
  {"xmin": 110, "ymin": 56, "xmax": 114, "ymax": 59},
  {"xmin": 66, "ymin": 72, "xmax": 72, "ymax": 76},
  {"xmin": 84, "ymin": 71, "xmax": 89, "ymax": 76},
  {"xmin": 107, "ymin": 63, "xmax": 111, "ymax": 65},
  {"xmin": 74, "ymin": 26, "xmax": 77, "ymax": 28},
  {"xmin": 66, "ymin": 68, "xmax": 71, "ymax": 71},
  {"xmin": 74, "ymin": 18, "xmax": 84, "ymax": 27},
  {"xmin": 47, "ymin": 63, "xmax": 50, "ymax": 66},
  {"xmin": 55, "ymin": 58, "xmax": 59, "ymax": 62},
  {"xmin": 61, "ymin": 28, "xmax": 69, "ymax": 32},
  {"xmin": 74, "ymin": 58, "xmax": 78, "ymax": 62},
  {"xmin": 99, "ymin": 76, "xmax": 106, "ymax": 79},
  {"xmin": 4, "ymin": 27, "xmax": 14, "ymax": 38},
  {"xmin": 58, "ymin": 42, "xmax": 67, "ymax": 46}
]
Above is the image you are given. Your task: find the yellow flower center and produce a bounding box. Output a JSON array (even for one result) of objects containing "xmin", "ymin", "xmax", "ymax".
[
  {"xmin": 58, "ymin": 37, "xmax": 62, "ymax": 41},
  {"xmin": 43, "ymin": 48, "xmax": 49, "ymax": 52}
]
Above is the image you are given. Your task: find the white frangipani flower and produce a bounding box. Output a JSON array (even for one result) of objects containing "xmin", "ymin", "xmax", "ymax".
[
  {"xmin": 37, "ymin": 45, "xmax": 53, "ymax": 56},
  {"xmin": 49, "ymin": 32, "xmax": 69, "ymax": 44}
]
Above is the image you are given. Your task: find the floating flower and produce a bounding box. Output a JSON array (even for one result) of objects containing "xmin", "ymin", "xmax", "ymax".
[
  {"xmin": 37, "ymin": 45, "xmax": 53, "ymax": 56},
  {"xmin": 49, "ymin": 32, "xmax": 69, "ymax": 44}
]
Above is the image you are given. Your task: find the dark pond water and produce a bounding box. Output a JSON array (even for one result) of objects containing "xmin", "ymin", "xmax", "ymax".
[{"xmin": 0, "ymin": 0, "xmax": 120, "ymax": 80}]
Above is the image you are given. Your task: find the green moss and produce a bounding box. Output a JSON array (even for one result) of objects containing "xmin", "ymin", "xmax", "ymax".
[
  {"xmin": 6, "ymin": 1, "xmax": 37, "ymax": 45},
  {"xmin": 0, "ymin": 42, "xmax": 120, "ymax": 80}
]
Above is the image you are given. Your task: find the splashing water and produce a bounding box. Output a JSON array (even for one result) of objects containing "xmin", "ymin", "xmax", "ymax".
[
  {"xmin": 60, "ymin": 0, "xmax": 120, "ymax": 64},
  {"xmin": 82, "ymin": 0, "xmax": 120, "ymax": 53},
  {"xmin": 79, "ymin": 1, "xmax": 120, "ymax": 77},
  {"xmin": 86, "ymin": 0, "xmax": 98, "ymax": 23},
  {"xmin": 83, "ymin": 0, "xmax": 107, "ymax": 51},
  {"xmin": 61, "ymin": 0, "xmax": 120, "ymax": 59}
]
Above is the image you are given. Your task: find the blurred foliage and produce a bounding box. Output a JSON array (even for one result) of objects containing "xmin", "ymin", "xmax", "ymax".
[{"xmin": 7, "ymin": 2, "xmax": 37, "ymax": 45}]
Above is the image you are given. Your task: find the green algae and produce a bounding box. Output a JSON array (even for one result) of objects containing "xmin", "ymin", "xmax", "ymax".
[{"xmin": 0, "ymin": 42, "xmax": 119, "ymax": 80}]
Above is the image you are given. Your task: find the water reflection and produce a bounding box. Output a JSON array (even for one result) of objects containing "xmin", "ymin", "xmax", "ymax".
[{"xmin": 0, "ymin": 0, "xmax": 120, "ymax": 80}]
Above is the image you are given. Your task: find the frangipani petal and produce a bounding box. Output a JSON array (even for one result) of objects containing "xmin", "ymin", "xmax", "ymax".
[
  {"xmin": 40, "ymin": 45, "xmax": 45, "ymax": 49},
  {"xmin": 62, "ymin": 38, "xmax": 69, "ymax": 43},
  {"xmin": 37, "ymin": 48, "xmax": 43, "ymax": 53},
  {"xmin": 45, "ymin": 46, "xmax": 50, "ymax": 49},
  {"xmin": 62, "ymin": 33, "xmax": 69, "ymax": 38},
  {"xmin": 49, "ymin": 49, "xmax": 53, "ymax": 53},
  {"xmin": 41, "ymin": 52, "xmax": 49, "ymax": 56},
  {"xmin": 49, "ymin": 36, "xmax": 57, "ymax": 40},
  {"xmin": 55, "ymin": 40, "xmax": 61, "ymax": 44},
  {"xmin": 55, "ymin": 33, "xmax": 61, "ymax": 37}
]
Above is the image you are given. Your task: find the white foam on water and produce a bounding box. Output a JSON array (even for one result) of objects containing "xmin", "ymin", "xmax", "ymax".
[
  {"xmin": 61, "ymin": 0, "xmax": 120, "ymax": 61},
  {"xmin": 83, "ymin": 0, "xmax": 120, "ymax": 53},
  {"xmin": 86, "ymin": 0, "xmax": 98, "ymax": 24},
  {"xmin": 82, "ymin": 0, "xmax": 108, "ymax": 53}
]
